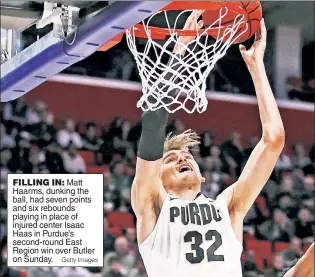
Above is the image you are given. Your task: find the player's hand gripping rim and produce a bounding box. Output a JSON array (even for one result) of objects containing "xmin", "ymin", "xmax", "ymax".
[
  {"xmin": 173, "ymin": 10, "xmax": 204, "ymax": 56},
  {"xmin": 239, "ymin": 18, "xmax": 267, "ymax": 69}
]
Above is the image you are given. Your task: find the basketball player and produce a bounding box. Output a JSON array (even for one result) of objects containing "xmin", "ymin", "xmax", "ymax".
[
  {"xmin": 279, "ymin": 242, "xmax": 314, "ymax": 277},
  {"xmin": 131, "ymin": 11, "xmax": 285, "ymax": 277}
]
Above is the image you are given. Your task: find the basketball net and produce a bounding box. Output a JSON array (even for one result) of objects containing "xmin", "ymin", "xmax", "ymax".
[{"xmin": 126, "ymin": 7, "xmax": 247, "ymax": 113}]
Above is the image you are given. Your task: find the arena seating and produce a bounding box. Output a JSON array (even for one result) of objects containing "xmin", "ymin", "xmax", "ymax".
[
  {"xmin": 1, "ymin": 97, "xmax": 313, "ymax": 277},
  {"xmin": 244, "ymin": 240, "xmax": 272, "ymax": 269},
  {"xmin": 78, "ymin": 150, "xmax": 95, "ymax": 164},
  {"xmin": 107, "ymin": 211, "xmax": 135, "ymax": 229},
  {"xmin": 86, "ymin": 165, "xmax": 109, "ymax": 174},
  {"xmin": 274, "ymin": 242, "xmax": 290, "ymax": 253}
]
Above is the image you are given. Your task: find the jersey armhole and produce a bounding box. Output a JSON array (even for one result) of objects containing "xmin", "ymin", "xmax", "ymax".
[
  {"xmin": 139, "ymin": 194, "xmax": 170, "ymax": 250},
  {"xmin": 216, "ymin": 194, "xmax": 243, "ymax": 250}
]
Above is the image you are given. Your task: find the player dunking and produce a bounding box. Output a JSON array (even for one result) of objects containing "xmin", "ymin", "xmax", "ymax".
[{"xmin": 131, "ymin": 11, "xmax": 285, "ymax": 277}]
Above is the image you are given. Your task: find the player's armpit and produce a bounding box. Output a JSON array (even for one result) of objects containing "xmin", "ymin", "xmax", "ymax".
[
  {"xmin": 131, "ymin": 158, "xmax": 167, "ymax": 217},
  {"xmin": 223, "ymin": 137, "xmax": 284, "ymax": 217},
  {"xmin": 131, "ymin": 158, "xmax": 167, "ymax": 246}
]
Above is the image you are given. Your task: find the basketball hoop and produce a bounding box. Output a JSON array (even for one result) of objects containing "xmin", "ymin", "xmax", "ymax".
[{"xmin": 125, "ymin": 2, "xmax": 261, "ymax": 113}]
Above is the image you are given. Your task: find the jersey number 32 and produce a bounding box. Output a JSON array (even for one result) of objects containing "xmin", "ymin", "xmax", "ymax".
[{"xmin": 184, "ymin": 230, "xmax": 224, "ymax": 264}]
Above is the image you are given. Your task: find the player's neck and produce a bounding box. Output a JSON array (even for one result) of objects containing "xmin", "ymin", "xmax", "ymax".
[{"xmin": 169, "ymin": 188, "xmax": 201, "ymax": 201}]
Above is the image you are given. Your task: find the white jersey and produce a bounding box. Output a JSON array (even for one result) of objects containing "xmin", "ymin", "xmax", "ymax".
[{"xmin": 139, "ymin": 192, "xmax": 243, "ymax": 277}]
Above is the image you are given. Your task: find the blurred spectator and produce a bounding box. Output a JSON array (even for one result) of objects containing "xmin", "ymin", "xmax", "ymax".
[
  {"xmin": 101, "ymin": 126, "xmax": 115, "ymax": 164},
  {"xmin": 110, "ymin": 162, "xmax": 131, "ymax": 191},
  {"xmin": 118, "ymin": 187, "xmax": 132, "ymax": 213},
  {"xmin": 201, "ymin": 170, "xmax": 220, "ymax": 199},
  {"xmin": 203, "ymin": 157, "xmax": 214, "ymax": 172},
  {"xmin": 103, "ymin": 229, "xmax": 115, "ymax": 254},
  {"xmin": 257, "ymin": 208, "xmax": 294, "ymax": 242},
  {"xmin": 301, "ymin": 176, "xmax": 314, "ymax": 199},
  {"xmin": 222, "ymin": 131, "xmax": 244, "ymax": 162},
  {"xmin": 127, "ymin": 122, "xmax": 142, "ymax": 151},
  {"xmin": 304, "ymin": 143, "xmax": 315, "ymax": 175},
  {"xmin": 56, "ymin": 267, "xmax": 91, "ymax": 277},
  {"xmin": 0, "ymin": 149, "xmax": 13, "ymax": 179},
  {"xmin": 104, "ymin": 118, "xmax": 133, "ymax": 158},
  {"xmin": 113, "ymin": 121, "xmax": 133, "ymax": 155},
  {"xmin": 221, "ymin": 131, "xmax": 244, "ymax": 176},
  {"xmin": 62, "ymin": 144, "xmax": 86, "ymax": 173},
  {"xmin": 106, "ymin": 50, "xmax": 134, "ymax": 81},
  {"xmin": 29, "ymin": 145, "xmax": 48, "ymax": 173},
  {"xmin": 125, "ymin": 228, "xmax": 137, "ymax": 253},
  {"xmin": 277, "ymin": 193, "xmax": 297, "ymax": 219},
  {"xmin": 243, "ymin": 136, "xmax": 259, "ymax": 160},
  {"xmin": 309, "ymin": 144, "xmax": 314, "ymax": 163},
  {"xmin": 295, "ymin": 208, "xmax": 314, "ymax": 242},
  {"xmin": 167, "ymin": 118, "xmax": 186, "ymax": 136},
  {"xmin": 122, "ymin": 148, "xmax": 136, "ymax": 169},
  {"xmin": 243, "ymin": 206, "xmax": 258, "ymax": 235},
  {"xmin": 129, "ymin": 258, "xmax": 147, "ymax": 277},
  {"xmin": 209, "ymin": 145, "xmax": 223, "ymax": 172},
  {"xmin": 264, "ymin": 253, "xmax": 285, "ymax": 277},
  {"xmin": 0, "ymin": 183, "xmax": 7, "ymax": 210},
  {"xmin": 287, "ymin": 77, "xmax": 304, "ymax": 101},
  {"xmin": 290, "ymin": 168, "xmax": 306, "ymax": 193},
  {"xmin": 305, "ymin": 78, "xmax": 315, "ymax": 100},
  {"xmin": 242, "ymin": 250, "xmax": 262, "ymax": 276},
  {"xmin": 104, "ymin": 171, "xmax": 121, "ymax": 209},
  {"xmin": 26, "ymin": 100, "xmax": 47, "ymax": 125},
  {"xmin": 279, "ymin": 175, "xmax": 295, "ymax": 195},
  {"xmin": 291, "ymin": 142, "xmax": 312, "ymax": 170},
  {"xmin": 199, "ymin": 131, "xmax": 213, "ymax": 157},
  {"xmin": 2, "ymin": 97, "xmax": 29, "ymax": 130},
  {"xmin": 57, "ymin": 118, "xmax": 83, "ymax": 149},
  {"xmin": 281, "ymin": 237, "xmax": 303, "ymax": 267},
  {"xmin": 254, "ymin": 196, "xmax": 270, "ymax": 223},
  {"xmin": 286, "ymin": 76, "xmax": 314, "ymax": 102},
  {"xmin": 0, "ymin": 124, "xmax": 15, "ymax": 149},
  {"xmin": 82, "ymin": 122, "xmax": 103, "ymax": 151},
  {"xmin": 28, "ymin": 267, "xmax": 57, "ymax": 277},
  {"xmin": 30, "ymin": 110, "xmax": 56, "ymax": 148},
  {"xmin": 104, "ymin": 236, "xmax": 136, "ymax": 275},
  {"xmin": 103, "ymin": 255, "xmax": 127, "ymax": 277},
  {"xmin": 275, "ymin": 151, "xmax": 292, "ymax": 172},
  {"xmin": 9, "ymin": 132, "xmax": 34, "ymax": 173},
  {"xmin": 192, "ymin": 144, "xmax": 203, "ymax": 168},
  {"xmin": 0, "ymin": 236, "xmax": 20, "ymax": 277},
  {"xmin": 262, "ymin": 180, "xmax": 278, "ymax": 203},
  {"xmin": 45, "ymin": 142, "xmax": 66, "ymax": 173},
  {"xmin": 243, "ymin": 272, "xmax": 264, "ymax": 277}
]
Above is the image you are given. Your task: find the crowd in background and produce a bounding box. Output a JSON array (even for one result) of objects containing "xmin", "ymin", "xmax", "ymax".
[{"xmin": 0, "ymin": 97, "xmax": 314, "ymax": 277}]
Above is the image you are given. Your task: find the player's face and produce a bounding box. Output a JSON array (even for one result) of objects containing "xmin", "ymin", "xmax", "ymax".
[{"xmin": 160, "ymin": 150, "xmax": 203, "ymax": 192}]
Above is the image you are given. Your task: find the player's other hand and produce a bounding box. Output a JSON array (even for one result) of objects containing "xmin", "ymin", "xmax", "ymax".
[
  {"xmin": 173, "ymin": 10, "xmax": 204, "ymax": 55},
  {"xmin": 239, "ymin": 18, "xmax": 266, "ymax": 70}
]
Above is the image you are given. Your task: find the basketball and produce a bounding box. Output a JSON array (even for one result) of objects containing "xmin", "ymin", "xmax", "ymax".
[{"xmin": 202, "ymin": 1, "xmax": 262, "ymax": 44}]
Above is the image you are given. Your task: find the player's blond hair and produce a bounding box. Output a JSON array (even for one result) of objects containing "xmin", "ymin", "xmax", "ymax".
[{"xmin": 164, "ymin": 130, "xmax": 200, "ymax": 154}]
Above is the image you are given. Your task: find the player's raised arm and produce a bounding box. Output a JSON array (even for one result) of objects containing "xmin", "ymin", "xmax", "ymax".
[
  {"xmin": 222, "ymin": 19, "xmax": 285, "ymax": 217},
  {"xmin": 131, "ymin": 11, "xmax": 204, "ymax": 244},
  {"xmin": 131, "ymin": 107, "xmax": 168, "ymax": 212}
]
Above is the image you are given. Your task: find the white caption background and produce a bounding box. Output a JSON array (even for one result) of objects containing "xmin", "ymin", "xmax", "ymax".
[{"xmin": 7, "ymin": 174, "xmax": 103, "ymax": 267}]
